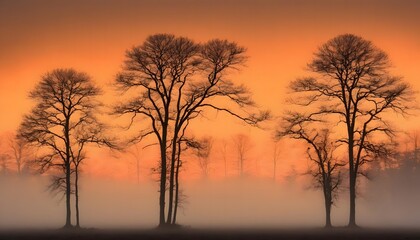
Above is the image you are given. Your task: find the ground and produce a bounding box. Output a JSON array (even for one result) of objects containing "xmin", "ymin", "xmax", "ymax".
[{"xmin": 1, "ymin": 228, "xmax": 420, "ymax": 240}]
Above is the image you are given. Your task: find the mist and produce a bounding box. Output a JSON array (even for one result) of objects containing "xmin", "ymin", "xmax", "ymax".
[{"xmin": 1, "ymin": 169, "xmax": 420, "ymax": 230}]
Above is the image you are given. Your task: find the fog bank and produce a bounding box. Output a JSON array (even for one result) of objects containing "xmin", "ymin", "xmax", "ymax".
[{"xmin": 1, "ymin": 173, "xmax": 420, "ymax": 229}]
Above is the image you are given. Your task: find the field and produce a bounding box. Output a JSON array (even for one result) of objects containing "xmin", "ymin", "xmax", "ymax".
[{"xmin": 1, "ymin": 228, "xmax": 420, "ymax": 240}]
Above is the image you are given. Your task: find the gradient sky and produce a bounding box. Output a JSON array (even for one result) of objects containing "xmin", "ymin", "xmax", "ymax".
[{"xmin": 0, "ymin": 0, "xmax": 419, "ymax": 180}]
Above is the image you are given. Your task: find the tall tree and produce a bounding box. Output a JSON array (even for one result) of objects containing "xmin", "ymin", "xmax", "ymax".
[
  {"xmin": 18, "ymin": 68, "xmax": 101, "ymax": 228},
  {"xmin": 289, "ymin": 34, "xmax": 413, "ymax": 226},
  {"xmin": 115, "ymin": 34, "xmax": 194, "ymax": 226},
  {"xmin": 278, "ymin": 113, "xmax": 343, "ymax": 227},
  {"xmin": 114, "ymin": 34, "xmax": 267, "ymax": 226},
  {"xmin": 305, "ymin": 130, "xmax": 343, "ymax": 228}
]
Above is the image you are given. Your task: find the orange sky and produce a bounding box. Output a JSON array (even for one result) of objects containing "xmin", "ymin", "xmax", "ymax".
[{"xmin": 0, "ymin": 0, "xmax": 419, "ymax": 181}]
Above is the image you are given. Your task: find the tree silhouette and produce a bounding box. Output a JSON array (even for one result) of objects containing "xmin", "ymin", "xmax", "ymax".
[
  {"xmin": 408, "ymin": 131, "xmax": 420, "ymax": 164},
  {"xmin": 221, "ymin": 140, "xmax": 229, "ymax": 178},
  {"xmin": 289, "ymin": 34, "xmax": 413, "ymax": 227},
  {"xmin": 18, "ymin": 68, "xmax": 103, "ymax": 228},
  {"xmin": 114, "ymin": 34, "xmax": 267, "ymax": 226},
  {"xmin": 115, "ymin": 34, "xmax": 195, "ymax": 226},
  {"xmin": 8, "ymin": 134, "xmax": 33, "ymax": 175},
  {"xmin": 0, "ymin": 153, "xmax": 9, "ymax": 174},
  {"xmin": 278, "ymin": 113, "xmax": 343, "ymax": 227},
  {"xmin": 233, "ymin": 134, "xmax": 252, "ymax": 177},
  {"xmin": 233, "ymin": 134, "xmax": 253, "ymax": 177},
  {"xmin": 305, "ymin": 130, "xmax": 343, "ymax": 228},
  {"xmin": 194, "ymin": 136, "xmax": 213, "ymax": 178},
  {"xmin": 127, "ymin": 143, "xmax": 142, "ymax": 184},
  {"xmin": 0, "ymin": 138, "xmax": 10, "ymax": 174}
]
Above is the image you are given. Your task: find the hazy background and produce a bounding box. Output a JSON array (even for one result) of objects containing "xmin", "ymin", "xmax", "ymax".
[
  {"xmin": 0, "ymin": 0, "xmax": 420, "ymax": 229},
  {"xmin": 1, "ymin": 172, "xmax": 420, "ymax": 229}
]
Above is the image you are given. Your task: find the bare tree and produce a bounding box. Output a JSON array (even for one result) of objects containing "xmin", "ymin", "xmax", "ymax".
[
  {"xmin": 306, "ymin": 130, "xmax": 343, "ymax": 228},
  {"xmin": 289, "ymin": 34, "xmax": 413, "ymax": 226},
  {"xmin": 115, "ymin": 34, "xmax": 193, "ymax": 226},
  {"xmin": 114, "ymin": 34, "xmax": 267, "ymax": 227},
  {"xmin": 233, "ymin": 134, "xmax": 253, "ymax": 177},
  {"xmin": 127, "ymin": 143, "xmax": 142, "ymax": 184},
  {"xmin": 221, "ymin": 139, "xmax": 229, "ymax": 178},
  {"xmin": 397, "ymin": 131, "xmax": 420, "ymax": 173},
  {"xmin": 193, "ymin": 136, "xmax": 213, "ymax": 178},
  {"xmin": 0, "ymin": 153, "xmax": 9, "ymax": 174},
  {"xmin": 18, "ymin": 68, "xmax": 102, "ymax": 228},
  {"xmin": 9, "ymin": 134, "xmax": 33, "ymax": 175},
  {"xmin": 408, "ymin": 131, "xmax": 420, "ymax": 164},
  {"xmin": 0, "ymin": 138, "xmax": 9, "ymax": 174},
  {"xmin": 278, "ymin": 113, "xmax": 343, "ymax": 227}
]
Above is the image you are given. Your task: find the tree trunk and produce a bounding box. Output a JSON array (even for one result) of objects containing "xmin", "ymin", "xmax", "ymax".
[
  {"xmin": 75, "ymin": 165, "xmax": 80, "ymax": 228},
  {"xmin": 166, "ymin": 136, "xmax": 178, "ymax": 224},
  {"xmin": 349, "ymin": 172, "xmax": 357, "ymax": 227},
  {"xmin": 347, "ymin": 123, "xmax": 356, "ymax": 227},
  {"xmin": 325, "ymin": 200, "xmax": 332, "ymax": 228},
  {"xmin": 65, "ymin": 161, "xmax": 72, "ymax": 228},
  {"xmin": 64, "ymin": 117, "xmax": 72, "ymax": 228},
  {"xmin": 158, "ymin": 127, "xmax": 168, "ymax": 227},
  {"xmin": 324, "ymin": 186, "xmax": 332, "ymax": 228},
  {"xmin": 322, "ymin": 172, "xmax": 332, "ymax": 228},
  {"xmin": 17, "ymin": 158, "xmax": 21, "ymax": 175},
  {"xmin": 172, "ymin": 154, "xmax": 181, "ymax": 224},
  {"xmin": 348, "ymin": 135, "xmax": 357, "ymax": 227}
]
